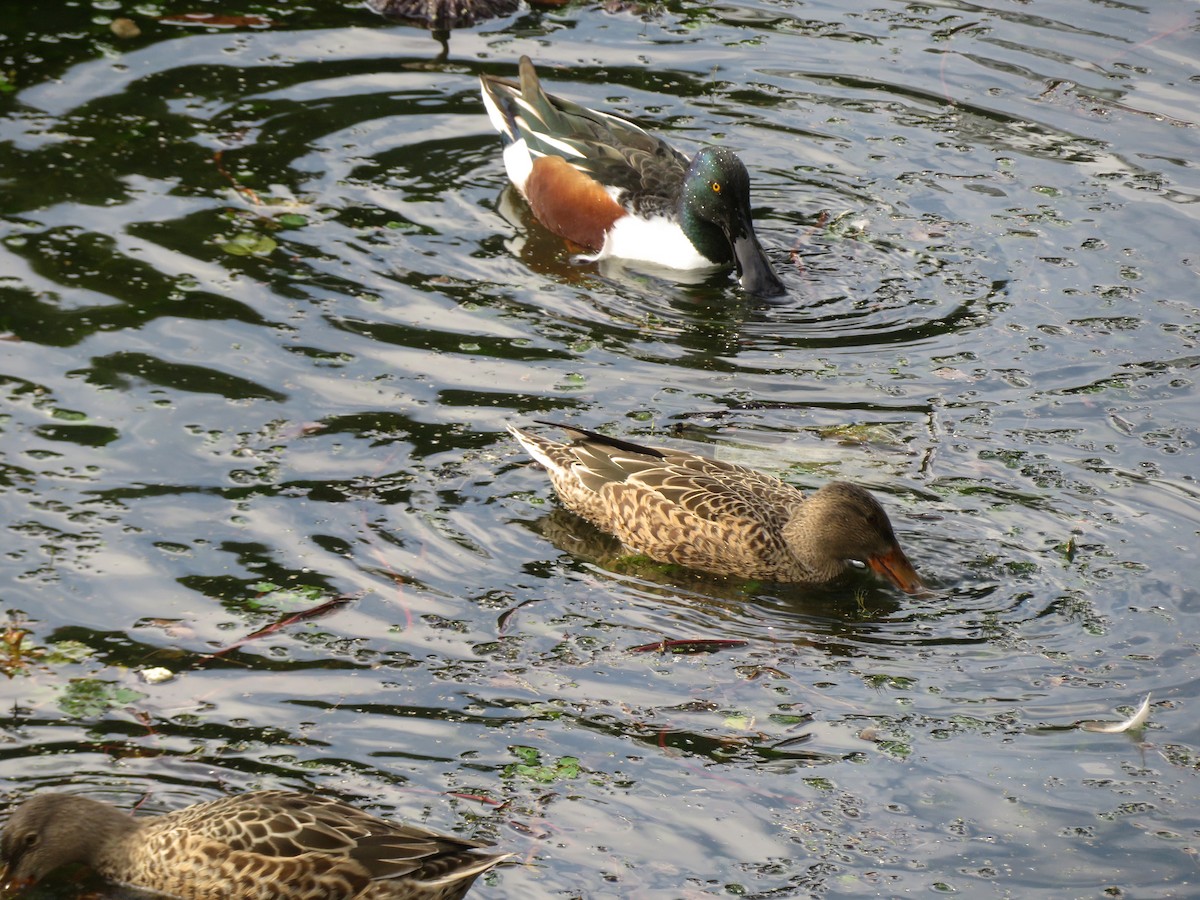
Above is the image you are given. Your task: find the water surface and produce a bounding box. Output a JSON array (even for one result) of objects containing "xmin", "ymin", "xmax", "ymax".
[{"xmin": 1, "ymin": 1, "xmax": 1198, "ymax": 897}]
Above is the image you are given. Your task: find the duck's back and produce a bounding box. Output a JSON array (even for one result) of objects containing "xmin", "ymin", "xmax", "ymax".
[
  {"xmin": 481, "ymin": 60, "xmax": 691, "ymax": 213},
  {"xmin": 105, "ymin": 792, "xmax": 501, "ymax": 900},
  {"xmin": 546, "ymin": 436, "xmax": 807, "ymax": 579}
]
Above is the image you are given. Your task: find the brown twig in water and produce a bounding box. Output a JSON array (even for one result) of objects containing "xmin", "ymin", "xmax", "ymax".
[{"xmin": 196, "ymin": 596, "xmax": 353, "ymax": 664}]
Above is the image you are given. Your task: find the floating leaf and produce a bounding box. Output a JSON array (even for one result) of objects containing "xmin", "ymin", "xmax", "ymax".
[
  {"xmin": 813, "ymin": 422, "xmax": 901, "ymax": 446},
  {"xmin": 58, "ymin": 679, "xmax": 147, "ymax": 718},
  {"xmin": 504, "ymin": 746, "xmax": 581, "ymax": 783},
  {"xmin": 385, "ymin": 220, "xmax": 428, "ymax": 233},
  {"xmin": 276, "ymin": 213, "xmax": 308, "ymax": 228},
  {"xmin": 876, "ymin": 739, "xmax": 913, "ymax": 758},
  {"xmin": 222, "ymin": 232, "xmax": 277, "ymax": 257},
  {"xmin": 628, "ymin": 638, "xmax": 748, "ymax": 654},
  {"xmin": 736, "ymin": 665, "xmax": 790, "ymax": 681},
  {"xmin": 247, "ymin": 583, "xmax": 331, "ymax": 610},
  {"xmin": 44, "ymin": 640, "xmax": 94, "ymax": 665}
]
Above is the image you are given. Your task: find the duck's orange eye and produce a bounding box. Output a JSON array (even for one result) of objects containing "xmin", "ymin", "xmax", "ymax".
[{"xmin": 712, "ymin": 182, "xmax": 722, "ymax": 194}]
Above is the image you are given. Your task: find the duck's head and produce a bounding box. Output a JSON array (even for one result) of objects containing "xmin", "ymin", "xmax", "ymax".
[
  {"xmin": 682, "ymin": 147, "xmax": 786, "ymax": 298},
  {"xmin": 789, "ymin": 481, "xmax": 924, "ymax": 593},
  {"xmin": 1, "ymin": 794, "xmax": 133, "ymax": 888}
]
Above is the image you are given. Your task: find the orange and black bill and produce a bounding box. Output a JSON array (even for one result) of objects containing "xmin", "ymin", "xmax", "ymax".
[{"xmin": 867, "ymin": 544, "xmax": 924, "ymax": 594}]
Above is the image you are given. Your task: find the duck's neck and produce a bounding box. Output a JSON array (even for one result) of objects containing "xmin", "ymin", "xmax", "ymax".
[
  {"xmin": 785, "ymin": 532, "xmax": 848, "ymax": 582},
  {"xmin": 677, "ymin": 207, "xmax": 732, "ymax": 266},
  {"xmin": 677, "ymin": 161, "xmax": 734, "ymax": 266},
  {"xmin": 70, "ymin": 797, "xmax": 142, "ymax": 866},
  {"xmin": 781, "ymin": 500, "xmax": 852, "ymax": 583}
]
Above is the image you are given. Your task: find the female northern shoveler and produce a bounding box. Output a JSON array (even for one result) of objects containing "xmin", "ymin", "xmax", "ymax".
[
  {"xmin": 0, "ymin": 790, "xmax": 510, "ymax": 900},
  {"xmin": 480, "ymin": 58, "xmax": 787, "ymax": 297},
  {"xmin": 508, "ymin": 422, "xmax": 923, "ymax": 592}
]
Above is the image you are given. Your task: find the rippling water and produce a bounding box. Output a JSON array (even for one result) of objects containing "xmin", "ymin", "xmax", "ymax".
[{"xmin": 1, "ymin": 1, "xmax": 1198, "ymax": 897}]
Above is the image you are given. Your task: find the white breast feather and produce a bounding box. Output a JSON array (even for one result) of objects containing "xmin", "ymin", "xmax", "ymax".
[{"xmin": 590, "ymin": 215, "xmax": 715, "ymax": 270}]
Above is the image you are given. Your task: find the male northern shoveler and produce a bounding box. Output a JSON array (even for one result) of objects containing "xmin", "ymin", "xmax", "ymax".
[
  {"xmin": 508, "ymin": 422, "xmax": 923, "ymax": 592},
  {"xmin": 480, "ymin": 57, "xmax": 787, "ymax": 297},
  {"xmin": 0, "ymin": 790, "xmax": 510, "ymax": 900}
]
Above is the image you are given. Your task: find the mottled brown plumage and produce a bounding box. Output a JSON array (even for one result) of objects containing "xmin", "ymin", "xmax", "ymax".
[
  {"xmin": 508, "ymin": 422, "xmax": 923, "ymax": 592},
  {"xmin": 0, "ymin": 790, "xmax": 509, "ymax": 900}
]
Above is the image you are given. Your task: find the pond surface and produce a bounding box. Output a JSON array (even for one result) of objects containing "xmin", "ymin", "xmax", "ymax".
[{"xmin": 1, "ymin": 0, "xmax": 1198, "ymax": 896}]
